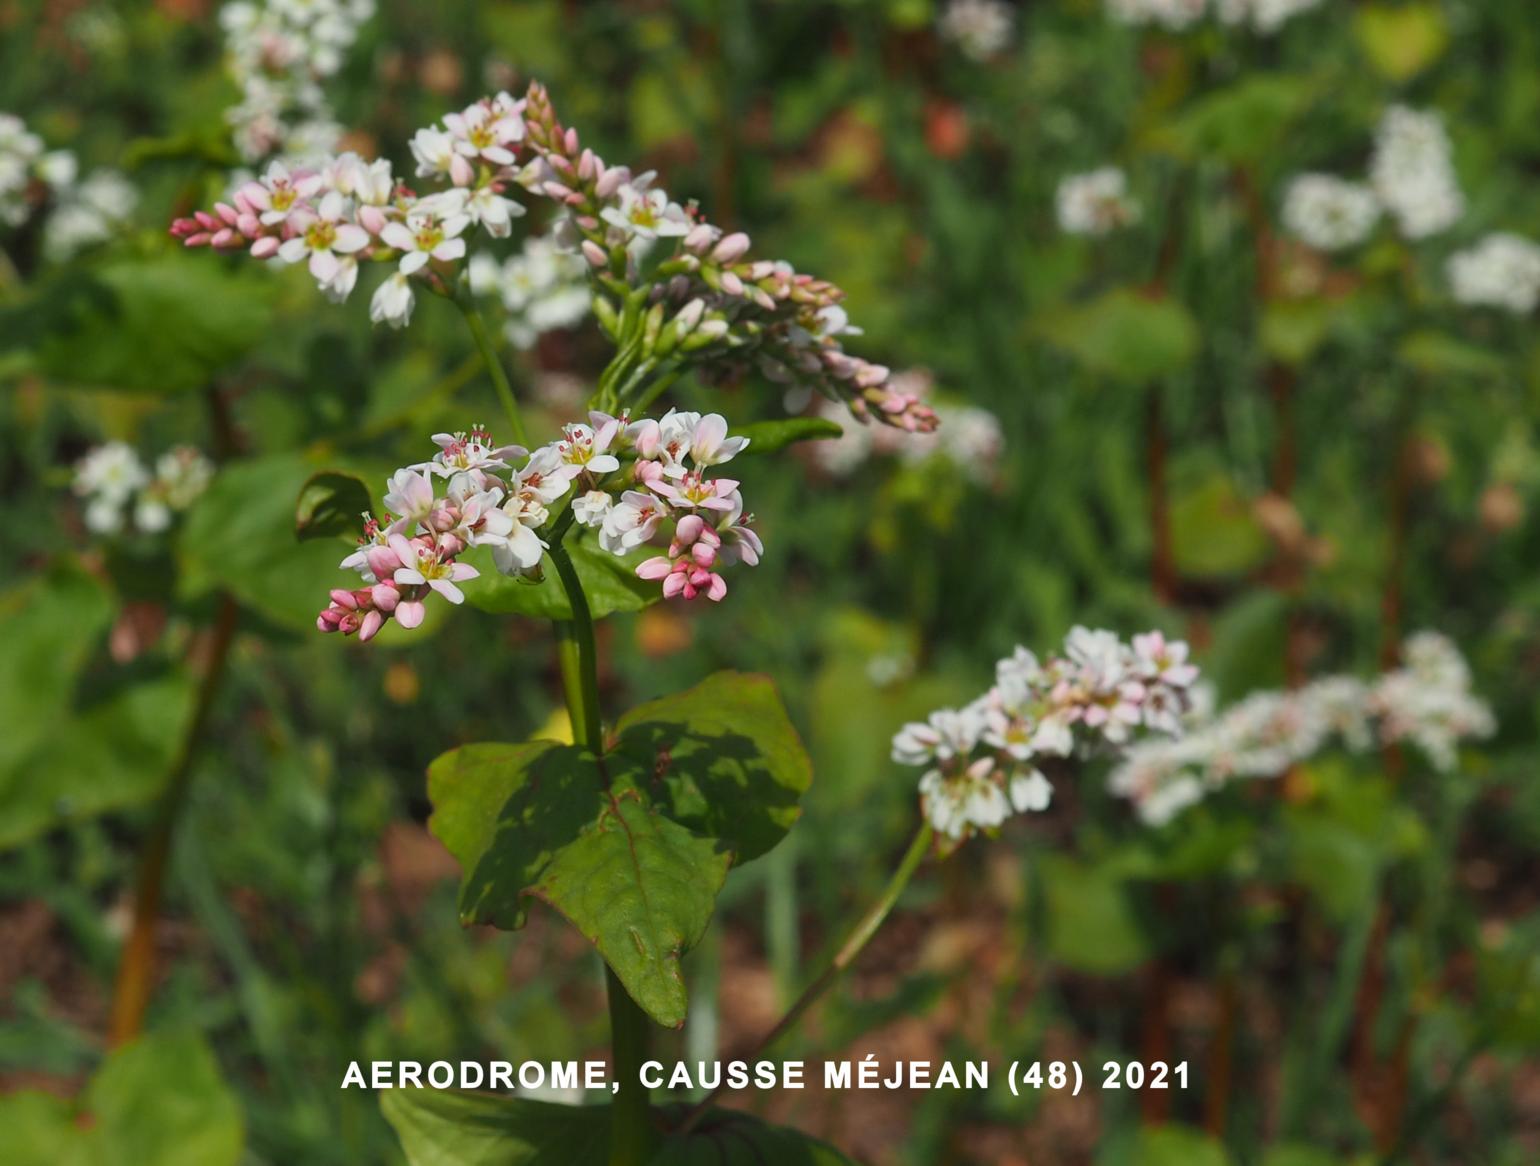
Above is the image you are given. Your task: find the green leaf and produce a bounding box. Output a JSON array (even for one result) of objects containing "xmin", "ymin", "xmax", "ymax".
[
  {"xmin": 1262, "ymin": 1147, "xmax": 1348, "ymax": 1166},
  {"xmin": 459, "ymin": 531, "xmax": 658, "ymax": 620},
  {"xmin": 1040, "ymin": 856, "xmax": 1149, "ymax": 975},
  {"xmin": 427, "ymin": 743, "xmax": 730, "ymax": 1027},
  {"xmin": 1397, "ymin": 331, "xmax": 1508, "ymax": 381},
  {"xmin": 535, "ymin": 785, "xmax": 730, "ymax": 1027},
  {"xmin": 1355, "ymin": 4, "xmax": 1448, "ymax": 82},
  {"xmin": 0, "ymin": 1033, "xmax": 243, "ymax": 1166},
  {"xmin": 1100, "ymin": 1126, "xmax": 1229, "ymax": 1166},
  {"xmin": 1283, "ymin": 812, "xmax": 1380, "ymax": 923},
  {"xmin": 1038, "ymin": 290, "xmax": 1198, "ymax": 383},
  {"xmin": 86, "ymin": 1033, "xmax": 244, "ymax": 1166},
  {"xmin": 379, "ymin": 1091, "xmax": 856, "ymax": 1166},
  {"xmin": 0, "ymin": 672, "xmax": 196, "ymax": 850},
  {"xmin": 611, "ymin": 671, "xmax": 813, "ymax": 864},
  {"xmin": 31, "ymin": 255, "xmax": 277, "ymax": 393},
  {"xmin": 1170, "ymin": 474, "xmax": 1268, "ymax": 579},
  {"xmin": 179, "ymin": 454, "xmax": 357, "ymax": 632},
  {"xmin": 295, "ymin": 470, "xmax": 373, "ymax": 543},
  {"xmin": 1148, "ymin": 76, "xmax": 1315, "ymax": 165},
  {"xmin": 731, "ymin": 417, "xmax": 845, "ymax": 456},
  {"xmin": 1261, "ymin": 301, "xmax": 1332, "ymax": 367},
  {"xmin": 655, "ymin": 1106, "xmax": 857, "ymax": 1164},
  {"xmin": 382, "ymin": 1089, "xmax": 609, "ymax": 1166},
  {"xmin": 0, "ymin": 560, "xmax": 114, "ymax": 775}
]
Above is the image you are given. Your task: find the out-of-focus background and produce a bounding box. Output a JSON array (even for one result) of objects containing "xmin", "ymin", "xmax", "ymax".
[{"xmin": 2, "ymin": 1, "xmax": 1539, "ymax": 1163}]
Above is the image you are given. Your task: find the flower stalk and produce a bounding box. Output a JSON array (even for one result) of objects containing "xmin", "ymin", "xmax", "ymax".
[
  {"xmin": 678, "ymin": 821, "xmax": 934, "ymax": 1132},
  {"xmin": 108, "ymin": 592, "xmax": 239, "ymax": 1046}
]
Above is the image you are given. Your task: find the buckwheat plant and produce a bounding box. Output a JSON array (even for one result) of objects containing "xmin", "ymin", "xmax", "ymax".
[{"xmin": 172, "ymin": 81, "xmax": 966, "ymax": 1163}]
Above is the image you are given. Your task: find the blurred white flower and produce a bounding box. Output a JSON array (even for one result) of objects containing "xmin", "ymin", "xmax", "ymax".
[
  {"xmin": 1370, "ymin": 105, "xmax": 1464, "ymax": 240},
  {"xmin": 1447, "ymin": 233, "xmax": 1540, "ymax": 315},
  {"xmin": 1106, "ymin": 0, "xmax": 1206, "ymax": 32},
  {"xmin": 1281, "ymin": 174, "xmax": 1380, "ymax": 252},
  {"xmin": 1216, "ymin": 0, "xmax": 1325, "ymax": 33},
  {"xmin": 938, "ymin": 0, "xmax": 1015, "ymax": 61},
  {"xmin": 1056, "ymin": 167, "xmax": 1140, "ymax": 237}
]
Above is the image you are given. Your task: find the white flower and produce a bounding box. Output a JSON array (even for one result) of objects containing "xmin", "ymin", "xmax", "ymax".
[
  {"xmin": 1216, "ymin": 0, "xmax": 1325, "ymax": 33},
  {"xmin": 278, "ymin": 190, "xmax": 370, "ymax": 284},
  {"xmin": 370, "ymin": 272, "xmax": 416, "ymax": 328},
  {"xmin": 1105, "ymin": 0, "xmax": 1206, "ymax": 32},
  {"xmin": 938, "ymin": 0, "xmax": 1014, "ymax": 60},
  {"xmin": 74, "ymin": 441, "xmax": 148, "ymax": 505},
  {"xmin": 410, "ymin": 125, "xmax": 472, "ymax": 186},
  {"xmin": 1056, "ymin": 167, "xmax": 1140, "ymax": 236},
  {"xmin": 599, "ymin": 490, "xmax": 667, "ymax": 555},
  {"xmin": 1370, "ymin": 105, "xmax": 1463, "ymax": 240},
  {"xmin": 444, "ymin": 99, "xmax": 525, "ymax": 167},
  {"xmin": 573, "ymin": 490, "xmax": 614, "ymax": 528},
  {"xmin": 1009, "ymin": 768, "xmax": 1053, "ymax": 813},
  {"xmin": 381, "ymin": 210, "xmax": 469, "ymax": 275},
  {"xmin": 600, "ymin": 182, "xmax": 690, "ymax": 241},
  {"xmin": 1447, "ymin": 234, "xmax": 1540, "ymax": 314},
  {"xmin": 891, "ymin": 706, "xmax": 986, "ymax": 766},
  {"xmin": 921, "ymin": 758, "xmax": 1012, "ymax": 840},
  {"xmin": 1281, "ymin": 174, "xmax": 1380, "ymax": 251}
]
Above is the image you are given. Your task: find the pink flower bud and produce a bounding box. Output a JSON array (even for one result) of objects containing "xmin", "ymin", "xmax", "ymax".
[
  {"xmin": 251, "ymin": 236, "xmax": 280, "ymax": 259},
  {"xmin": 711, "ymin": 232, "xmax": 751, "ymax": 263},
  {"xmin": 358, "ymin": 610, "xmax": 385, "ymax": 642},
  {"xmin": 358, "ymin": 205, "xmax": 387, "ymax": 235},
  {"xmin": 371, "ymin": 583, "xmax": 400, "ymax": 612},
  {"xmin": 215, "ymin": 202, "xmax": 239, "ymax": 225},
  {"xmin": 720, "ymin": 271, "xmax": 744, "ymax": 296},
  {"xmin": 329, "ymin": 588, "xmax": 358, "ymax": 609},
  {"xmin": 683, "ymin": 223, "xmax": 719, "ymax": 253},
  {"xmin": 582, "ymin": 240, "xmax": 608, "ymax": 268},
  {"xmin": 595, "ymin": 167, "xmax": 629, "ymax": 200}
]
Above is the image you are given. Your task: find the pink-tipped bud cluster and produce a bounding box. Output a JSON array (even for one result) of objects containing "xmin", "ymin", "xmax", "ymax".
[{"xmin": 636, "ymin": 515, "xmax": 727, "ymax": 602}]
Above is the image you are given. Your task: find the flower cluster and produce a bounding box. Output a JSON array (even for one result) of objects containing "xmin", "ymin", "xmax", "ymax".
[
  {"xmin": 171, "ymin": 82, "xmax": 935, "ymax": 433},
  {"xmin": 1106, "ymin": 0, "xmax": 1323, "ymax": 33},
  {"xmin": 73, "ymin": 443, "xmax": 213, "ymax": 536},
  {"xmin": 891, "ymin": 628, "xmax": 1199, "ymax": 845},
  {"xmin": 1055, "ymin": 167, "xmax": 1140, "ymax": 237},
  {"xmin": 318, "ymin": 411, "xmax": 762, "ymax": 641},
  {"xmin": 1106, "ymin": 0, "xmax": 1207, "ymax": 31},
  {"xmin": 810, "ymin": 371, "xmax": 1002, "ymax": 482},
  {"xmin": 220, "ymin": 0, "xmax": 375, "ymax": 164},
  {"xmin": 1108, "ymin": 632, "xmax": 1495, "ymax": 826},
  {"xmin": 1280, "ymin": 106, "xmax": 1463, "ymax": 253},
  {"xmin": 1214, "ymin": 0, "xmax": 1325, "ymax": 33},
  {"xmin": 468, "ymin": 233, "xmax": 591, "ymax": 349},
  {"xmin": 1369, "ymin": 105, "xmax": 1464, "ymax": 241},
  {"xmin": 1280, "ymin": 174, "xmax": 1381, "ymax": 252},
  {"xmin": 937, "ymin": 0, "xmax": 1016, "ymax": 61},
  {"xmin": 1446, "ymin": 233, "xmax": 1540, "ymax": 315},
  {"xmin": 0, "ymin": 113, "xmax": 136, "ymax": 257}
]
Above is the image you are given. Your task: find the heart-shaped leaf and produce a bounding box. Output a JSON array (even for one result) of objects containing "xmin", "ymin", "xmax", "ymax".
[
  {"xmin": 611, "ymin": 671, "xmax": 813, "ymax": 863},
  {"xmin": 427, "ymin": 743, "xmax": 729, "ymax": 1026}
]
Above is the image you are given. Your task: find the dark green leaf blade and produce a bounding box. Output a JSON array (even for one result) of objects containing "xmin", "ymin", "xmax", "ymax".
[
  {"xmin": 295, "ymin": 470, "xmax": 373, "ymax": 542},
  {"xmin": 533, "ymin": 786, "xmax": 730, "ymax": 1027},
  {"xmin": 612, "ymin": 671, "xmax": 813, "ymax": 863}
]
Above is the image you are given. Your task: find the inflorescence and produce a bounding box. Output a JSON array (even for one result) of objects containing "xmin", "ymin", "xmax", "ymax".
[
  {"xmin": 171, "ymin": 82, "xmax": 938, "ymax": 432},
  {"xmin": 317, "ymin": 411, "xmax": 762, "ymax": 641},
  {"xmin": 892, "ymin": 628, "xmax": 1200, "ymax": 846},
  {"xmin": 1108, "ymin": 632, "xmax": 1494, "ymax": 825}
]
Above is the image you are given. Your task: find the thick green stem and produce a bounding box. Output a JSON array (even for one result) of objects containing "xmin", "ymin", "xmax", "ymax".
[
  {"xmin": 679, "ymin": 822, "xmax": 934, "ymax": 1131},
  {"xmin": 453, "ymin": 289, "xmax": 528, "ymax": 447},
  {"xmin": 546, "ymin": 543, "xmax": 652, "ymax": 1163}
]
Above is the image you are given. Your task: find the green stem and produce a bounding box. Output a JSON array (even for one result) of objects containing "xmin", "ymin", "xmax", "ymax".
[
  {"xmin": 453, "ymin": 288, "xmax": 528, "ymax": 447},
  {"xmin": 678, "ymin": 822, "xmax": 934, "ymax": 1131},
  {"xmin": 109, "ymin": 593, "xmax": 240, "ymax": 1045},
  {"xmin": 545, "ymin": 544, "xmax": 652, "ymax": 1163}
]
